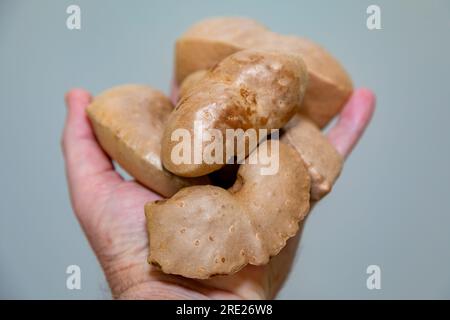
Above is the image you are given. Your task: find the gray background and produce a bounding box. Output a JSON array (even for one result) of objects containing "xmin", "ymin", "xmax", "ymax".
[{"xmin": 1, "ymin": 0, "xmax": 449, "ymax": 299}]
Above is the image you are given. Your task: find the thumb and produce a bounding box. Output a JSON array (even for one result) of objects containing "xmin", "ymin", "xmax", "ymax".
[{"xmin": 62, "ymin": 89, "xmax": 122, "ymax": 220}]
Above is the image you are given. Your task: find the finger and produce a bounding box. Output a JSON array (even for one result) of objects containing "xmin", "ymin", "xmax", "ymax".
[
  {"xmin": 62, "ymin": 89, "xmax": 122, "ymax": 189},
  {"xmin": 327, "ymin": 88, "xmax": 376, "ymax": 158}
]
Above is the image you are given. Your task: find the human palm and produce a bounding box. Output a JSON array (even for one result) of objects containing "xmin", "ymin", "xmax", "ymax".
[{"xmin": 62, "ymin": 87, "xmax": 375, "ymax": 299}]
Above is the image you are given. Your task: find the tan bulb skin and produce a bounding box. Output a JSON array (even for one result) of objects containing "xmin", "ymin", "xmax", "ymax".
[
  {"xmin": 179, "ymin": 71, "xmax": 343, "ymax": 201},
  {"xmin": 146, "ymin": 140, "xmax": 311, "ymax": 279},
  {"xmin": 86, "ymin": 85, "xmax": 207, "ymax": 197},
  {"xmin": 282, "ymin": 115, "xmax": 343, "ymax": 200},
  {"xmin": 162, "ymin": 49, "xmax": 308, "ymax": 177},
  {"xmin": 179, "ymin": 70, "xmax": 207, "ymax": 98},
  {"xmin": 176, "ymin": 17, "xmax": 353, "ymax": 128}
]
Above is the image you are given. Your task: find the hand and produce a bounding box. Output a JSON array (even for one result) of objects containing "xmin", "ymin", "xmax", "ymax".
[{"xmin": 62, "ymin": 86, "xmax": 375, "ymax": 299}]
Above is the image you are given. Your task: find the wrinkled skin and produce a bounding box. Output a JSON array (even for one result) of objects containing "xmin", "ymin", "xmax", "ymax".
[{"xmin": 62, "ymin": 86, "xmax": 375, "ymax": 299}]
